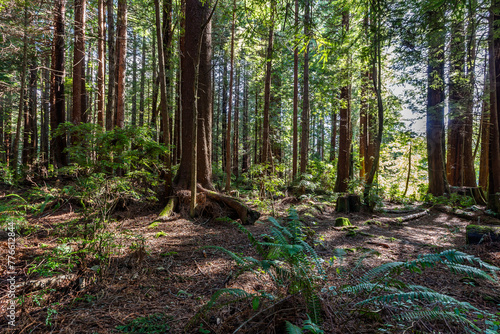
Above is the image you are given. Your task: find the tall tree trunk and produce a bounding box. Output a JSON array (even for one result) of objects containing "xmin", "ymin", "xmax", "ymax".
[
  {"xmin": 254, "ymin": 89, "xmax": 259, "ymax": 165},
  {"xmin": 4, "ymin": 94, "xmax": 12, "ymax": 166},
  {"xmin": 242, "ymin": 64, "xmax": 250, "ymax": 173},
  {"xmin": 151, "ymin": 32, "xmax": 159, "ymax": 135},
  {"xmin": 221, "ymin": 59, "xmax": 228, "ymax": 172},
  {"xmin": 363, "ymin": 0, "xmax": 384, "ymax": 205},
  {"xmin": 161, "ymin": 0, "xmax": 173, "ymax": 150},
  {"xmin": 23, "ymin": 61, "xmax": 37, "ymax": 167},
  {"xmin": 131, "ymin": 33, "xmax": 138, "ymax": 126},
  {"xmin": 233, "ymin": 66, "xmax": 240, "ymax": 177},
  {"xmin": 261, "ymin": 0, "xmax": 275, "ymax": 164},
  {"xmin": 300, "ymin": 0, "xmax": 310, "ymax": 174},
  {"xmin": 176, "ymin": 0, "xmax": 214, "ymax": 190},
  {"xmin": 12, "ymin": 5, "xmax": 28, "ymax": 173},
  {"xmin": 139, "ymin": 35, "xmax": 146, "ymax": 127},
  {"xmin": 479, "ymin": 81, "xmax": 489, "ymax": 190},
  {"xmin": 106, "ymin": 0, "xmax": 115, "ymax": 130},
  {"xmin": 73, "ymin": 0, "xmax": 87, "ymax": 126},
  {"xmin": 154, "ymin": 0, "xmax": 172, "ymax": 195},
  {"xmin": 488, "ymin": 0, "xmax": 500, "ymax": 211},
  {"xmin": 426, "ymin": 8, "xmax": 449, "ymax": 196},
  {"xmin": 114, "ymin": 0, "xmax": 127, "ymax": 129},
  {"xmin": 292, "ymin": 0, "xmax": 299, "ymax": 179},
  {"xmin": 50, "ymin": 0, "xmax": 67, "ymax": 168},
  {"xmin": 97, "ymin": 0, "xmax": 105, "ymax": 128},
  {"xmin": 447, "ymin": 13, "xmax": 476, "ymax": 187},
  {"xmin": 225, "ymin": 0, "xmax": 236, "ymax": 191},
  {"xmin": 334, "ymin": 11, "xmax": 352, "ymax": 193}
]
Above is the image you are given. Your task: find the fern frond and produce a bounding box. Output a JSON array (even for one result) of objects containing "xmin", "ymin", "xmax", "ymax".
[
  {"xmin": 360, "ymin": 262, "xmax": 405, "ymax": 282},
  {"xmin": 297, "ymin": 238, "xmax": 325, "ymax": 275},
  {"xmin": 342, "ymin": 282, "xmax": 399, "ymax": 294},
  {"xmin": 444, "ymin": 261, "xmax": 497, "ymax": 281},
  {"xmin": 231, "ymin": 220, "xmax": 266, "ymax": 256},
  {"xmin": 306, "ymin": 292, "xmax": 322, "ymax": 324},
  {"xmin": 397, "ymin": 310, "xmax": 482, "ymax": 333},
  {"xmin": 205, "ymin": 288, "xmax": 254, "ymax": 310},
  {"xmin": 285, "ymin": 321, "xmax": 303, "ymax": 334},
  {"xmin": 200, "ymin": 246, "xmax": 246, "ymax": 266},
  {"xmin": 357, "ymin": 291, "xmax": 479, "ymax": 312}
]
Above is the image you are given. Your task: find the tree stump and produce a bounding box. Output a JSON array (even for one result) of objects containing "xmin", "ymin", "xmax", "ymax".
[
  {"xmin": 336, "ymin": 194, "xmax": 361, "ymax": 213},
  {"xmin": 466, "ymin": 224, "xmax": 500, "ymax": 244}
]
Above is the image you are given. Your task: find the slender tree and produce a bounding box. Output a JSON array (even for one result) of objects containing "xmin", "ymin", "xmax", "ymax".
[
  {"xmin": 72, "ymin": 0, "xmax": 87, "ymax": 125},
  {"xmin": 97, "ymin": 0, "xmax": 105, "ymax": 128},
  {"xmin": 106, "ymin": 0, "xmax": 116, "ymax": 130},
  {"xmin": 262, "ymin": 0, "xmax": 275, "ymax": 164},
  {"xmin": 114, "ymin": 0, "xmax": 127, "ymax": 128},
  {"xmin": 300, "ymin": 0, "xmax": 310, "ymax": 174},
  {"xmin": 292, "ymin": 0, "xmax": 299, "ymax": 179},
  {"xmin": 225, "ymin": 0, "xmax": 236, "ymax": 191}
]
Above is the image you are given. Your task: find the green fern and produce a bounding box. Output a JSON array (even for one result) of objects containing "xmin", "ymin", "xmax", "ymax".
[{"xmin": 397, "ymin": 310, "xmax": 482, "ymax": 333}]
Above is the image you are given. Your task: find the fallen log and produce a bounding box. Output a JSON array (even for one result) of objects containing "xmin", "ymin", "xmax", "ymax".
[
  {"xmin": 197, "ymin": 185, "xmax": 260, "ymax": 225},
  {"xmin": 466, "ymin": 224, "xmax": 500, "ymax": 244}
]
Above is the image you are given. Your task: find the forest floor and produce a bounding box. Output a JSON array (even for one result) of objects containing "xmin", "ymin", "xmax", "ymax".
[{"xmin": 1, "ymin": 183, "xmax": 500, "ymax": 333}]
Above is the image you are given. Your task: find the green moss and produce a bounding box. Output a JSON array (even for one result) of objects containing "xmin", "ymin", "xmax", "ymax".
[{"xmin": 335, "ymin": 217, "xmax": 351, "ymax": 227}]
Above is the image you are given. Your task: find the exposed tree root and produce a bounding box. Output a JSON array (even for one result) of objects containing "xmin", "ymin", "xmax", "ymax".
[
  {"xmin": 197, "ymin": 185, "xmax": 260, "ymax": 225},
  {"xmin": 158, "ymin": 186, "xmax": 261, "ymax": 224}
]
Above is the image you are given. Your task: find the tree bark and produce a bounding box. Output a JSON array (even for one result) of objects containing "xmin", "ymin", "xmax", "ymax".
[
  {"xmin": 105, "ymin": 0, "xmax": 115, "ymax": 131},
  {"xmin": 154, "ymin": 0, "xmax": 172, "ymax": 195},
  {"xmin": 50, "ymin": 0, "xmax": 67, "ymax": 168},
  {"xmin": 334, "ymin": 11, "xmax": 352, "ymax": 193},
  {"xmin": 114, "ymin": 0, "xmax": 127, "ymax": 129},
  {"xmin": 72, "ymin": 0, "xmax": 87, "ymax": 126},
  {"xmin": 330, "ymin": 109, "xmax": 336, "ymax": 162},
  {"xmin": 292, "ymin": 0, "xmax": 299, "ymax": 179},
  {"xmin": 12, "ymin": 5, "xmax": 28, "ymax": 173},
  {"xmin": 23, "ymin": 61, "xmax": 37, "ymax": 167},
  {"xmin": 488, "ymin": 0, "xmax": 500, "ymax": 212},
  {"xmin": 131, "ymin": 33, "xmax": 138, "ymax": 126},
  {"xmin": 97, "ymin": 0, "xmax": 105, "ymax": 128},
  {"xmin": 233, "ymin": 66, "xmax": 240, "ymax": 178},
  {"xmin": 241, "ymin": 64, "xmax": 250, "ymax": 174},
  {"xmin": 139, "ymin": 35, "xmax": 146, "ymax": 127},
  {"xmin": 226, "ymin": 0, "xmax": 236, "ymax": 191},
  {"xmin": 426, "ymin": 8, "xmax": 449, "ymax": 196},
  {"xmin": 300, "ymin": 0, "xmax": 310, "ymax": 174},
  {"xmin": 176, "ymin": 0, "xmax": 214, "ymax": 190},
  {"xmin": 261, "ymin": 0, "xmax": 275, "ymax": 165}
]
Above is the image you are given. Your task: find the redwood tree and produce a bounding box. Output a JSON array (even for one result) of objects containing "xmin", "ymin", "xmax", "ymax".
[{"xmin": 72, "ymin": 0, "xmax": 87, "ymax": 125}]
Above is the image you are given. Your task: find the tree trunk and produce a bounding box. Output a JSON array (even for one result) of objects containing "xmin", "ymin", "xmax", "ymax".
[
  {"xmin": 447, "ymin": 14, "xmax": 476, "ymax": 188},
  {"xmin": 334, "ymin": 11, "xmax": 352, "ymax": 193},
  {"xmin": 488, "ymin": 0, "xmax": 500, "ymax": 212},
  {"xmin": 40, "ymin": 56, "xmax": 50, "ymax": 167},
  {"xmin": 114, "ymin": 0, "xmax": 127, "ymax": 129},
  {"xmin": 233, "ymin": 66, "xmax": 240, "ymax": 178},
  {"xmin": 50, "ymin": 0, "xmax": 67, "ymax": 168},
  {"xmin": 330, "ymin": 109, "xmax": 336, "ymax": 162},
  {"xmin": 106, "ymin": 0, "xmax": 115, "ymax": 131},
  {"xmin": 139, "ymin": 35, "xmax": 146, "ymax": 127},
  {"xmin": 131, "ymin": 33, "xmax": 138, "ymax": 126},
  {"xmin": 261, "ymin": 0, "xmax": 275, "ymax": 165},
  {"xmin": 176, "ymin": 0, "xmax": 214, "ymax": 190},
  {"xmin": 426, "ymin": 9, "xmax": 449, "ymax": 196},
  {"xmin": 154, "ymin": 0, "xmax": 172, "ymax": 195},
  {"xmin": 300, "ymin": 0, "xmax": 310, "ymax": 174},
  {"xmin": 225, "ymin": 0, "xmax": 236, "ymax": 191},
  {"xmin": 97, "ymin": 0, "xmax": 105, "ymax": 128},
  {"xmin": 241, "ymin": 64, "xmax": 250, "ymax": 174},
  {"xmin": 479, "ymin": 83, "xmax": 489, "ymax": 190},
  {"xmin": 292, "ymin": 0, "xmax": 299, "ymax": 179},
  {"xmin": 221, "ymin": 59, "xmax": 228, "ymax": 172},
  {"xmin": 73, "ymin": 0, "xmax": 87, "ymax": 126},
  {"xmin": 12, "ymin": 5, "xmax": 28, "ymax": 173},
  {"xmin": 23, "ymin": 61, "xmax": 37, "ymax": 167}
]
